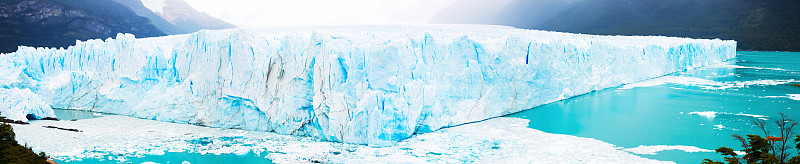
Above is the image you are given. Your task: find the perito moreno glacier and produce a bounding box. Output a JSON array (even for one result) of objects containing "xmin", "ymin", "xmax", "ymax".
[{"xmin": 0, "ymin": 25, "xmax": 735, "ymax": 146}]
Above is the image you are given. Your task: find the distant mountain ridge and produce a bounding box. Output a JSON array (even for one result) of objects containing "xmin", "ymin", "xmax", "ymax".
[
  {"xmin": 0, "ymin": 0, "xmax": 164, "ymax": 53},
  {"xmin": 112, "ymin": 0, "xmax": 185, "ymax": 35},
  {"xmin": 0, "ymin": 0, "xmax": 235, "ymax": 53},
  {"xmin": 537, "ymin": 0, "xmax": 800, "ymax": 51},
  {"xmin": 431, "ymin": 0, "xmax": 580, "ymax": 29},
  {"xmin": 432, "ymin": 0, "xmax": 800, "ymax": 51},
  {"xmin": 113, "ymin": 0, "xmax": 235, "ymax": 35}
]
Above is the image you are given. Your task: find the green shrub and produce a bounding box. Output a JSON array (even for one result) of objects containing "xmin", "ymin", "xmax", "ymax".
[
  {"xmin": 0, "ymin": 112, "xmax": 51, "ymax": 164},
  {"xmin": 703, "ymin": 113, "xmax": 800, "ymax": 164}
]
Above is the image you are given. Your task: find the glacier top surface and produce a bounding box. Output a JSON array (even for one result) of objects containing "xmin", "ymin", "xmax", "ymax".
[{"xmin": 131, "ymin": 25, "xmax": 734, "ymax": 48}]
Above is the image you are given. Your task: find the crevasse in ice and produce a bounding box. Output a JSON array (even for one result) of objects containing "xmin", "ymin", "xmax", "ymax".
[{"xmin": 0, "ymin": 25, "xmax": 736, "ymax": 146}]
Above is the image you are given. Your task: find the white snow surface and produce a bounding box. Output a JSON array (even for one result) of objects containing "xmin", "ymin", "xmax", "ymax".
[
  {"xmin": 0, "ymin": 25, "xmax": 736, "ymax": 146},
  {"xmin": 12, "ymin": 116, "xmax": 669, "ymax": 163}
]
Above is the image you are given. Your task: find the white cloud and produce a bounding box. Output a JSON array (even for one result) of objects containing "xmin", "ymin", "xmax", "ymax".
[{"xmin": 181, "ymin": 0, "xmax": 459, "ymax": 27}]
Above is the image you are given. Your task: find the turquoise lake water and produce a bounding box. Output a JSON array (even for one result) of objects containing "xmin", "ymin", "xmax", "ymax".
[
  {"xmin": 508, "ymin": 51, "xmax": 800, "ymax": 163},
  {"xmin": 52, "ymin": 109, "xmax": 103, "ymax": 120},
  {"xmin": 49, "ymin": 109, "xmax": 274, "ymax": 164},
  {"xmin": 50, "ymin": 51, "xmax": 797, "ymax": 163},
  {"xmin": 57, "ymin": 152, "xmax": 271, "ymax": 164}
]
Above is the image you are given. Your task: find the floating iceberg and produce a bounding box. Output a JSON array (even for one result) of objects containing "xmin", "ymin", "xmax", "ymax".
[{"xmin": 0, "ymin": 25, "xmax": 736, "ymax": 146}]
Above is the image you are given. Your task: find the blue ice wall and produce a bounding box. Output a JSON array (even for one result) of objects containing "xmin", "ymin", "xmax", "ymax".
[{"xmin": 0, "ymin": 25, "xmax": 736, "ymax": 146}]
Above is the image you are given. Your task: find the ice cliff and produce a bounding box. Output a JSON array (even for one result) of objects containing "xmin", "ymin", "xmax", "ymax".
[{"xmin": 0, "ymin": 25, "xmax": 736, "ymax": 146}]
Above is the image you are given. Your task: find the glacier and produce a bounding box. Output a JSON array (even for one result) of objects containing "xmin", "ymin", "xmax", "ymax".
[{"xmin": 0, "ymin": 25, "xmax": 736, "ymax": 146}]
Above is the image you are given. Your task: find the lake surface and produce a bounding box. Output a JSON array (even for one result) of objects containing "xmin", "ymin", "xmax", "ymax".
[
  {"xmin": 56, "ymin": 152, "xmax": 271, "ymax": 164},
  {"xmin": 47, "ymin": 110, "xmax": 274, "ymax": 164},
  {"xmin": 507, "ymin": 51, "xmax": 800, "ymax": 163},
  {"xmin": 52, "ymin": 109, "xmax": 103, "ymax": 121}
]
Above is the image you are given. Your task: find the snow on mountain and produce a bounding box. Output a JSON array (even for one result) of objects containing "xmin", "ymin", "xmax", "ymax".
[
  {"xmin": 115, "ymin": 0, "xmax": 235, "ymax": 34},
  {"xmin": 141, "ymin": 0, "xmax": 165, "ymax": 14},
  {"xmin": 0, "ymin": 25, "xmax": 736, "ymax": 146}
]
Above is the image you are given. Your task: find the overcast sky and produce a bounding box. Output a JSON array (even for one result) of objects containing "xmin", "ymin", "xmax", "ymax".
[{"xmin": 179, "ymin": 0, "xmax": 462, "ymax": 28}]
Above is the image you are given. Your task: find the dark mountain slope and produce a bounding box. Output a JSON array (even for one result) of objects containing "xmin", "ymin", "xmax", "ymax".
[
  {"xmin": 537, "ymin": 0, "xmax": 800, "ymax": 51},
  {"xmin": 430, "ymin": 0, "xmax": 800, "ymax": 51},
  {"xmin": 489, "ymin": 0, "xmax": 581, "ymax": 28},
  {"xmin": 0, "ymin": 0, "xmax": 164, "ymax": 53}
]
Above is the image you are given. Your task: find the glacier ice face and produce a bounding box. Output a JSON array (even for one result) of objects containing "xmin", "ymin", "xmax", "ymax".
[
  {"xmin": 0, "ymin": 25, "xmax": 736, "ymax": 146},
  {"xmin": 0, "ymin": 88, "xmax": 56, "ymax": 121}
]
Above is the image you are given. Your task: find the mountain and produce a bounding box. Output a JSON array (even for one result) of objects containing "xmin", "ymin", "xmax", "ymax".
[
  {"xmin": 431, "ymin": 0, "xmax": 800, "ymax": 51},
  {"xmin": 158, "ymin": 0, "xmax": 234, "ymax": 32},
  {"xmin": 537, "ymin": 0, "xmax": 800, "ymax": 51},
  {"xmin": 431, "ymin": 0, "xmax": 581, "ymax": 29},
  {"xmin": 429, "ymin": 0, "xmax": 516, "ymax": 25},
  {"xmin": 111, "ymin": 0, "xmax": 185, "ymax": 34},
  {"xmin": 0, "ymin": 0, "xmax": 164, "ymax": 53},
  {"xmin": 0, "ymin": 0, "xmax": 235, "ymax": 53},
  {"xmin": 113, "ymin": 0, "xmax": 235, "ymax": 35}
]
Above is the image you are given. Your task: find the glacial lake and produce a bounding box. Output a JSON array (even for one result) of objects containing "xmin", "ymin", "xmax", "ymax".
[
  {"xmin": 48, "ymin": 109, "xmax": 275, "ymax": 164},
  {"xmin": 47, "ymin": 51, "xmax": 797, "ymax": 163},
  {"xmin": 57, "ymin": 152, "xmax": 271, "ymax": 164},
  {"xmin": 508, "ymin": 51, "xmax": 800, "ymax": 163}
]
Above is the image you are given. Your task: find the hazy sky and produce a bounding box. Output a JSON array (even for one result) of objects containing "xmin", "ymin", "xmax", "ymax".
[{"xmin": 179, "ymin": 0, "xmax": 462, "ymax": 28}]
